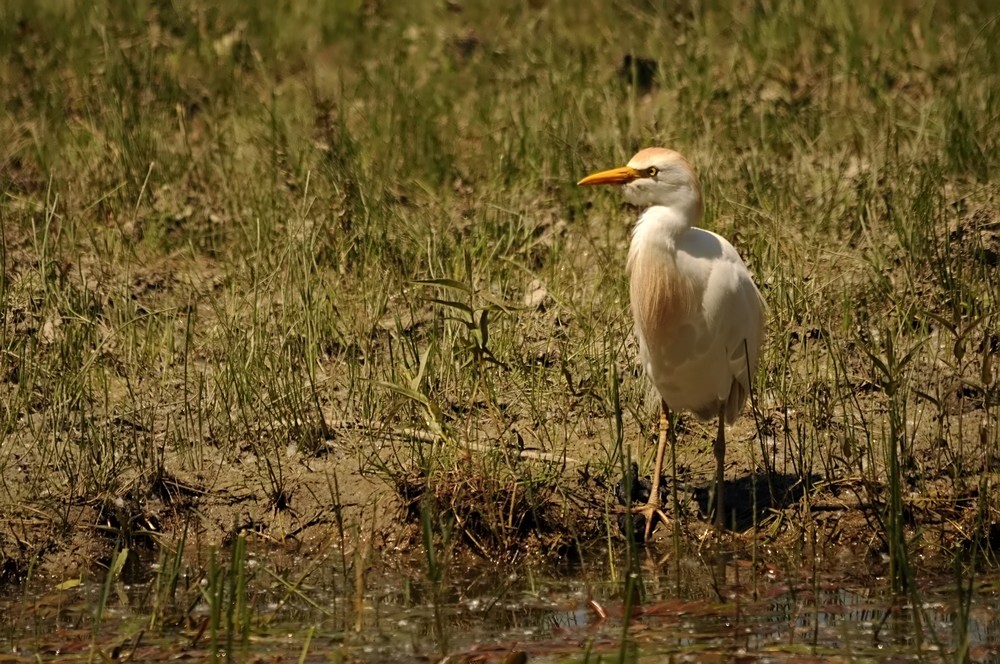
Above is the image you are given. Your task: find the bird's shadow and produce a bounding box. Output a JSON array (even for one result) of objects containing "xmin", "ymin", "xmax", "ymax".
[
  {"xmin": 692, "ymin": 472, "xmax": 815, "ymax": 532},
  {"xmin": 616, "ymin": 464, "xmax": 814, "ymax": 537}
]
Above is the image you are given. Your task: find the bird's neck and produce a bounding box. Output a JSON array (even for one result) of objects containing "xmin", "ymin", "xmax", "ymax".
[{"xmin": 632, "ymin": 205, "xmax": 699, "ymax": 247}]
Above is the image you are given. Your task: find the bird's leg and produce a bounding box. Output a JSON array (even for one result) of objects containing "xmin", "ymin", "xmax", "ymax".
[
  {"xmin": 634, "ymin": 400, "xmax": 671, "ymax": 540},
  {"xmin": 713, "ymin": 405, "xmax": 726, "ymax": 529}
]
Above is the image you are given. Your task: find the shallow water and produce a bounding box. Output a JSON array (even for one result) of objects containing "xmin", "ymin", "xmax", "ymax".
[
  {"xmin": 356, "ymin": 555, "xmax": 1000, "ymax": 662},
  {"xmin": 2, "ymin": 547, "xmax": 998, "ymax": 662}
]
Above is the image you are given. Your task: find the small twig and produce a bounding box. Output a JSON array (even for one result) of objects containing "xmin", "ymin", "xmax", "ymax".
[
  {"xmin": 282, "ymin": 509, "xmax": 332, "ymax": 540},
  {"xmin": 326, "ymin": 419, "xmax": 441, "ymax": 444},
  {"xmin": 324, "ymin": 419, "xmax": 582, "ymax": 465}
]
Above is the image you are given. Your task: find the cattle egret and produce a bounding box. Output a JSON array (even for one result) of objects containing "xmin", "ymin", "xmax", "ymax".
[{"xmin": 578, "ymin": 147, "xmax": 765, "ymax": 537}]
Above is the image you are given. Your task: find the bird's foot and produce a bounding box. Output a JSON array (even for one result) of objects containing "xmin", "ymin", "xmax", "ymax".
[{"xmin": 631, "ymin": 501, "xmax": 671, "ymax": 542}]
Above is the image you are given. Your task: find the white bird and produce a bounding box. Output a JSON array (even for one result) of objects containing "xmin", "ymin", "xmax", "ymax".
[{"xmin": 578, "ymin": 147, "xmax": 765, "ymax": 538}]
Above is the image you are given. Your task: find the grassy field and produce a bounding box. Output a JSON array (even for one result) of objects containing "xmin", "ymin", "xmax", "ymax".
[{"xmin": 1, "ymin": 0, "xmax": 998, "ymax": 590}]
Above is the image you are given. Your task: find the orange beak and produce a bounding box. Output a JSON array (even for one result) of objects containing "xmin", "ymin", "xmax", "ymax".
[{"xmin": 577, "ymin": 165, "xmax": 641, "ymax": 186}]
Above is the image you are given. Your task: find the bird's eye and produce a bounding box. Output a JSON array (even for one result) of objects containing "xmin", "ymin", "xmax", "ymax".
[{"xmin": 646, "ymin": 166, "xmax": 658, "ymax": 177}]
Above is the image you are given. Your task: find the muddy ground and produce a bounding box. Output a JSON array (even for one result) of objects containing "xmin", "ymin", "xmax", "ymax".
[{"xmin": 2, "ymin": 376, "xmax": 996, "ymax": 583}]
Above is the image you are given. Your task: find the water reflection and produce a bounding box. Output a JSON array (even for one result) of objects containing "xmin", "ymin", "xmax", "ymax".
[
  {"xmin": 362, "ymin": 553, "xmax": 1000, "ymax": 661},
  {"xmin": 0, "ymin": 548, "xmax": 997, "ymax": 662}
]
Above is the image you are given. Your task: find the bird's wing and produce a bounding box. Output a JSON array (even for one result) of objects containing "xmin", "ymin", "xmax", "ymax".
[{"xmin": 681, "ymin": 230, "xmax": 765, "ymax": 419}]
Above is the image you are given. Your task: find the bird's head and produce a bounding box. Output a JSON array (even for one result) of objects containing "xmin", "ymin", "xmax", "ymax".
[{"xmin": 578, "ymin": 147, "xmax": 702, "ymax": 220}]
